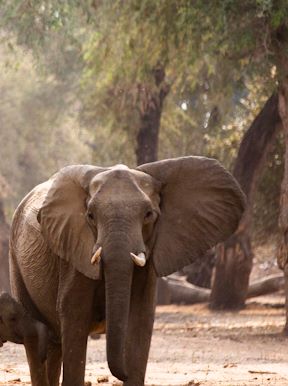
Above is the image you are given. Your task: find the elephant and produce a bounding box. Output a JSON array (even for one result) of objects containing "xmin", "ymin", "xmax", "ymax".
[
  {"xmin": 9, "ymin": 156, "xmax": 245, "ymax": 386},
  {"xmin": 0, "ymin": 292, "xmax": 47, "ymax": 361}
]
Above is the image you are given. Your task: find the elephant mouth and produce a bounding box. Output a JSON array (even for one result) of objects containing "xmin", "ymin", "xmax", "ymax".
[{"xmin": 91, "ymin": 245, "xmax": 147, "ymax": 268}]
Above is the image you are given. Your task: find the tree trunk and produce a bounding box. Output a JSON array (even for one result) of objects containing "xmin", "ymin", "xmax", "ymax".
[
  {"xmin": 273, "ymin": 23, "xmax": 288, "ymax": 333},
  {"xmin": 277, "ymin": 72, "xmax": 288, "ymax": 334},
  {"xmin": 210, "ymin": 93, "xmax": 281, "ymax": 309},
  {"xmin": 136, "ymin": 65, "xmax": 170, "ymax": 165},
  {"xmin": 247, "ymin": 273, "xmax": 284, "ymax": 298},
  {"xmin": 136, "ymin": 106, "xmax": 160, "ymax": 165}
]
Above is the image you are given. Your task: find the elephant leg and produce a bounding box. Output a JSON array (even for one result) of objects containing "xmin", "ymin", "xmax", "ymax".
[
  {"xmin": 46, "ymin": 341, "xmax": 62, "ymax": 386},
  {"xmin": 124, "ymin": 262, "xmax": 157, "ymax": 386},
  {"xmin": 58, "ymin": 261, "xmax": 96, "ymax": 386},
  {"xmin": 24, "ymin": 338, "xmax": 49, "ymax": 386},
  {"xmin": 10, "ymin": 260, "xmax": 49, "ymax": 385}
]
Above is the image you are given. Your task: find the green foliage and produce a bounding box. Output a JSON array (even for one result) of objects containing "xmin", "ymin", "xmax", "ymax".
[
  {"xmin": 0, "ymin": 43, "xmax": 91, "ymax": 218},
  {"xmin": 78, "ymin": 0, "xmax": 284, "ymax": 167},
  {"xmin": 1, "ymin": 1, "xmax": 280, "ymax": 164},
  {"xmin": 0, "ymin": 0, "xmax": 287, "ymax": 239}
]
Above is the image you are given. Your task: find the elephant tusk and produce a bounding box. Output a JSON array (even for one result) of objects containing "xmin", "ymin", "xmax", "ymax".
[
  {"xmin": 130, "ymin": 252, "xmax": 146, "ymax": 267},
  {"xmin": 91, "ymin": 247, "xmax": 102, "ymax": 264}
]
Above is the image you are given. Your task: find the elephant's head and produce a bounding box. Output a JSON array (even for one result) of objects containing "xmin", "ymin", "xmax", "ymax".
[
  {"xmin": 38, "ymin": 157, "xmax": 245, "ymax": 380},
  {"xmin": 0, "ymin": 292, "xmax": 47, "ymax": 362}
]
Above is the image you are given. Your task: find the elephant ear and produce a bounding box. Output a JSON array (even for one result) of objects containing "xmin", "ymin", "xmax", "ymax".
[
  {"xmin": 137, "ymin": 156, "xmax": 246, "ymax": 277},
  {"xmin": 38, "ymin": 165, "xmax": 107, "ymax": 279}
]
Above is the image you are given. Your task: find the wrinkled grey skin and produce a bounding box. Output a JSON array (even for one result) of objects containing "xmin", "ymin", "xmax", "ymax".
[
  {"xmin": 9, "ymin": 157, "xmax": 245, "ymax": 386},
  {"xmin": 0, "ymin": 292, "xmax": 47, "ymax": 361}
]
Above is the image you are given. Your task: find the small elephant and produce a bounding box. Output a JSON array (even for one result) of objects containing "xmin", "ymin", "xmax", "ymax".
[
  {"xmin": 9, "ymin": 156, "xmax": 245, "ymax": 386},
  {"xmin": 0, "ymin": 292, "xmax": 47, "ymax": 362}
]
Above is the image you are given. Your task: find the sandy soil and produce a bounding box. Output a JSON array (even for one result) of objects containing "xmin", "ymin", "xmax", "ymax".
[{"xmin": 0, "ymin": 294, "xmax": 287, "ymax": 386}]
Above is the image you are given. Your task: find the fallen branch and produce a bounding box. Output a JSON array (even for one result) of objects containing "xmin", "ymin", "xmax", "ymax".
[
  {"xmin": 247, "ymin": 274, "xmax": 284, "ymax": 298},
  {"xmin": 157, "ymin": 273, "xmax": 284, "ymax": 305}
]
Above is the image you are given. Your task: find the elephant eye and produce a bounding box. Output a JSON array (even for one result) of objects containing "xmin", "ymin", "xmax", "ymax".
[
  {"xmin": 144, "ymin": 210, "xmax": 154, "ymax": 223},
  {"xmin": 87, "ymin": 212, "xmax": 94, "ymax": 221}
]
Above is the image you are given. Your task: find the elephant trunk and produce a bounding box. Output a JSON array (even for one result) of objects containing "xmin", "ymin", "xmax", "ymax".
[{"xmin": 103, "ymin": 242, "xmax": 134, "ymax": 381}]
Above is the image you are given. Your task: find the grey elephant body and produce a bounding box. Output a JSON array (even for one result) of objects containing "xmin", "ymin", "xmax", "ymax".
[
  {"xmin": 10, "ymin": 181, "xmax": 59, "ymax": 328},
  {"xmin": 9, "ymin": 157, "xmax": 245, "ymax": 386}
]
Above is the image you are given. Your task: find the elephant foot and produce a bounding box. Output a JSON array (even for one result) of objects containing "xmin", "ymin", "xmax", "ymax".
[{"xmin": 123, "ymin": 380, "xmax": 144, "ymax": 386}]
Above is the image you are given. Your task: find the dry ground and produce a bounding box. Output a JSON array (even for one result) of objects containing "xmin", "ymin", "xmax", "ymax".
[{"xmin": 0, "ymin": 295, "xmax": 287, "ymax": 386}]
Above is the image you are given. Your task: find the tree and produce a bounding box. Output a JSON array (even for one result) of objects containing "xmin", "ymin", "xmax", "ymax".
[
  {"xmin": 79, "ymin": 1, "xmax": 259, "ymax": 165},
  {"xmin": 135, "ymin": 65, "xmax": 170, "ymax": 164},
  {"xmin": 2, "ymin": 0, "xmax": 288, "ymax": 313},
  {"xmin": 0, "ymin": 1, "xmax": 271, "ymax": 168},
  {"xmin": 201, "ymin": 2, "xmax": 288, "ymax": 311},
  {"xmin": 0, "ymin": 42, "xmax": 92, "ymax": 215},
  {"xmin": 276, "ymin": 26, "xmax": 288, "ymax": 332},
  {"xmin": 211, "ymin": 94, "xmax": 281, "ymax": 309}
]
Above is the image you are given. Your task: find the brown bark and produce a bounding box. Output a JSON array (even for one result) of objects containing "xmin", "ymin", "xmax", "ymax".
[
  {"xmin": 210, "ymin": 93, "xmax": 281, "ymax": 309},
  {"xmin": 273, "ymin": 23, "xmax": 288, "ymax": 333},
  {"xmin": 247, "ymin": 273, "xmax": 284, "ymax": 298},
  {"xmin": 136, "ymin": 65, "xmax": 170, "ymax": 165},
  {"xmin": 276, "ymin": 72, "xmax": 288, "ymax": 334},
  {"xmin": 277, "ymin": 87, "xmax": 288, "ymax": 276},
  {"xmin": 157, "ymin": 276, "xmax": 210, "ymax": 305},
  {"xmin": 157, "ymin": 273, "xmax": 284, "ymax": 305}
]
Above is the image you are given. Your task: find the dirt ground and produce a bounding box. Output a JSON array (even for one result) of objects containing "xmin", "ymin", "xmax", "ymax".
[
  {"xmin": 0, "ymin": 295, "xmax": 287, "ymax": 386},
  {"xmin": 1, "ymin": 241, "xmax": 287, "ymax": 386}
]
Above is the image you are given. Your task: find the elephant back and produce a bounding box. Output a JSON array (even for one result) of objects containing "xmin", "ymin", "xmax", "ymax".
[{"xmin": 11, "ymin": 179, "xmax": 54, "ymax": 252}]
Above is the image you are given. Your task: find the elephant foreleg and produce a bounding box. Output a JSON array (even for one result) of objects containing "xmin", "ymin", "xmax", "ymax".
[
  {"xmin": 124, "ymin": 262, "xmax": 157, "ymax": 386},
  {"xmin": 58, "ymin": 261, "xmax": 96, "ymax": 386}
]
